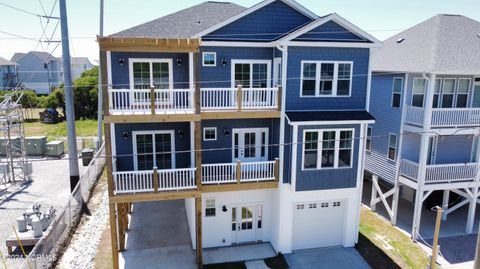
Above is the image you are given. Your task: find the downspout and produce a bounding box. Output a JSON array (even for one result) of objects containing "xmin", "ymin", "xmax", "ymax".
[{"xmin": 276, "ymin": 44, "xmax": 288, "ymax": 184}]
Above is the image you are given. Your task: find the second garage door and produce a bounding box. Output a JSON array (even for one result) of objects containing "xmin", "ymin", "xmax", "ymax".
[{"xmin": 292, "ymin": 200, "xmax": 346, "ymax": 250}]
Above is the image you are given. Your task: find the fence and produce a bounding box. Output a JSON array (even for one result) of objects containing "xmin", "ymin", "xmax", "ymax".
[{"xmin": 20, "ymin": 144, "xmax": 106, "ymax": 269}]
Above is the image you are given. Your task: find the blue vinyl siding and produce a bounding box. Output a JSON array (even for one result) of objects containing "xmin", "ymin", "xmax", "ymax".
[
  {"xmin": 114, "ymin": 123, "xmax": 191, "ymax": 171},
  {"xmin": 294, "ymin": 124, "xmax": 360, "ymax": 191},
  {"xmin": 110, "ymin": 52, "xmax": 190, "ymax": 89},
  {"xmin": 293, "ymin": 21, "xmax": 367, "ymax": 42},
  {"xmin": 199, "ymin": 47, "xmax": 275, "ymax": 88},
  {"xmin": 285, "ymin": 47, "xmax": 370, "ymax": 111},
  {"xmin": 283, "ymin": 119, "xmax": 292, "ymax": 184},
  {"xmin": 201, "ymin": 119, "xmax": 280, "ymax": 164},
  {"xmin": 203, "ymin": 1, "xmax": 312, "ymax": 41},
  {"xmin": 364, "ymin": 73, "xmax": 405, "ymax": 184},
  {"xmin": 435, "ymin": 135, "xmax": 473, "ymax": 164},
  {"xmin": 401, "ymin": 132, "xmax": 420, "ymax": 162}
]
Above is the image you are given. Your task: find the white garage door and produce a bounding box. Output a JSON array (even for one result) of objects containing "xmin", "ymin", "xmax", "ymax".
[{"xmin": 292, "ymin": 200, "xmax": 346, "ymax": 250}]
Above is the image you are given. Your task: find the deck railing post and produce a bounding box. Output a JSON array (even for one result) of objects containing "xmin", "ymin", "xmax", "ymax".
[
  {"xmin": 153, "ymin": 167, "xmax": 159, "ymax": 192},
  {"xmin": 150, "ymin": 85, "xmax": 156, "ymax": 115},
  {"xmin": 274, "ymin": 158, "xmax": 280, "ymax": 182},
  {"xmin": 236, "ymin": 160, "xmax": 241, "ymax": 184},
  {"xmin": 237, "ymin": 86, "xmax": 243, "ymax": 112}
]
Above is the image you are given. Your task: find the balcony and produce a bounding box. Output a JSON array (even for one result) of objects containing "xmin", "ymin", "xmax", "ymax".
[
  {"xmin": 405, "ymin": 105, "xmax": 480, "ymax": 128},
  {"xmin": 108, "ymin": 87, "xmax": 280, "ymax": 117},
  {"xmin": 112, "ymin": 160, "xmax": 279, "ymax": 195},
  {"xmin": 399, "ymin": 159, "xmax": 478, "ymax": 184}
]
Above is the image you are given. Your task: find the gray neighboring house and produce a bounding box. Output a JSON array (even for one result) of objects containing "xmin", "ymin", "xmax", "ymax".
[
  {"xmin": 0, "ymin": 57, "xmax": 18, "ymax": 90},
  {"xmin": 59, "ymin": 57, "xmax": 96, "ymax": 81},
  {"xmin": 11, "ymin": 51, "xmax": 62, "ymax": 95}
]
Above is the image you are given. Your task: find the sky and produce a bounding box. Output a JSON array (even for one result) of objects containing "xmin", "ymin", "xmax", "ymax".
[{"xmin": 1, "ymin": 0, "xmax": 479, "ymax": 62}]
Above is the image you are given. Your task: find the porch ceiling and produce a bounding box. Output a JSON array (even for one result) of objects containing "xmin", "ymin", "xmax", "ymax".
[{"xmin": 98, "ymin": 36, "xmax": 201, "ymax": 53}]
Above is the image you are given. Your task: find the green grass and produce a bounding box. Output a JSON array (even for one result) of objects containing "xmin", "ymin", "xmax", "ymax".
[
  {"xmin": 24, "ymin": 119, "xmax": 99, "ymax": 139},
  {"xmin": 359, "ymin": 206, "xmax": 430, "ymax": 269}
]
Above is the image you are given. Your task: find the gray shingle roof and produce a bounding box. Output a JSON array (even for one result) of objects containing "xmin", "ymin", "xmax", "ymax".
[
  {"xmin": 0, "ymin": 56, "xmax": 17, "ymax": 66},
  {"xmin": 10, "ymin": 53, "xmax": 26, "ymax": 63},
  {"xmin": 372, "ymin": 14, "xmax": 480, "ymax": 75},
  {"xmin": 110, "ymin": 1, "xmax": 246, "ymax": 38},
  {"xmin": 11, "ymin": 51, "xmax": 58, "ymax": 63}
]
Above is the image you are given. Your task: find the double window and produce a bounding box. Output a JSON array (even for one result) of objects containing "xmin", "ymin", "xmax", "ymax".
[
  {"xmin": 232, "ymin": 60, "xmax": 271, "ymax": 88},
  {"xmin": 133, "ymin": 131, "xmax": 174, "ymax": 171},
  {"xmin": 391, "ymin": 78, "xmax": 403, "ymax": 108},
  {"xmin": 436, "ymin": 78, "xmax": 471, "ymax": 108},
  {"xmin": 205, "ymin": 199, "xmax": 216, "ymax": 217},
  {"xmin": 130, "ymin": 59, "xmax": 172, "ymax": 89},
  {"xmin": 301, "ymin": 61, "xmax": 353, "ymax": 97},
  {"xmin": 302, "ymin": 129, "xmax": 354, "ymax": 170}
]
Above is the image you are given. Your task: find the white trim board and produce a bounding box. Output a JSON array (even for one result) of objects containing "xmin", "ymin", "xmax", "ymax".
[{"xmin": 192, "ymin": 0, "xmax": 318, "ymax": 39}]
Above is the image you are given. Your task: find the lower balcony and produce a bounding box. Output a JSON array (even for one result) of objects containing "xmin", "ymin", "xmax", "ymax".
[
  {"xmin": 112, "ymin": 160, "xmax": 279, "ymax": 196},
  {"xmin": 405, "ymin": 105, "xmax": 480, "ymax": 128},
  {"xmin": 399, "ymin": 159, "xmax": 478, "ymax": 184}
]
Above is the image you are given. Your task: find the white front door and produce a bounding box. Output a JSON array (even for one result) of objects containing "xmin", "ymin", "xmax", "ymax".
[
  {"xmin": 233, "ymin": 128, "xmax": 268, "ymax": 163},
  {"xmin": 231, "ymin": 204, "xmax": 262, "ymax": 244}
]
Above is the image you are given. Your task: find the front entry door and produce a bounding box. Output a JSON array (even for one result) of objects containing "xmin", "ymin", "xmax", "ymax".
[
  {"xmin": 232, "ymin": 204, "xmax": 262, "ymax": 244},
  {"xmin": 233, "ymin": 128, "xmax": 268, "ymax": 163}
]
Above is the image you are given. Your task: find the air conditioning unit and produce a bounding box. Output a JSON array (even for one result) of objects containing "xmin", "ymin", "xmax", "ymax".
[
  {"xmin": 46, "ymin": 141, "xmax": 64, "ymax": 158},
  {"xmin": 26, "ymin": 136, "xmax": 47, "ymax": 156}
]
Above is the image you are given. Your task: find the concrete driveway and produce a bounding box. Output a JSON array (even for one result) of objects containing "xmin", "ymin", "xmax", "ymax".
[
  {"xmin": 120, "ymin": 200, "xmax": 196, "ymax": 269},
  {"xmin": 284, "ymin": 248, "xmax": 371, "ymax": 269}
]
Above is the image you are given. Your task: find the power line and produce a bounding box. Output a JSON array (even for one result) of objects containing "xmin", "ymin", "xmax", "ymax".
[{"xmin": 0, "ymin": 2, "xmax": 41, "ymax": 17}]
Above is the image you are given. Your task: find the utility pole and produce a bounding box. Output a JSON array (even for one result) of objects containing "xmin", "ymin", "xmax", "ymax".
[
  {"xmin": 430, "ymin": 206, "xmax": 443, "ymax": 269},
  {"xmin": 97, "ymin": 0, "xmax": 104, "ymax": 146},
  {"xmin": 474, "ymin": 221, "xmax": 480, "ymax": 269},
  {"xmin": 59, "ymin": 0, "xmax": 80, "ymax": 192}
]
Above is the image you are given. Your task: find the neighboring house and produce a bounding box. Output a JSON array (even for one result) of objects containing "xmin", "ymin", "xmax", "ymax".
[
  {"xmin": 99, "ymin": 0, "xmax": 379, "ymax": 267},
  {"xmin": 59, "ymin": 57, "xmax": 96, "ymax": 81},
  {"xmin": 0, "ymin": 57, "xmax": 18, "ymax": 90},
  {"xmin": 11, "ymin": 51, "xmax": 62, "ymax": 95},
  {"xmin": 365, "ymin": 15, "xmax": 480, "ymax": 239}
]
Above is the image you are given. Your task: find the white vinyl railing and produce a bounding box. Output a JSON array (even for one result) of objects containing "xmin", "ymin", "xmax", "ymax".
[
  {"xmin": 200, "ymin": 88, "xmax": 237, "ymax": 111},
  {"xmin": 399, "ymin": 159, "xmax": 478, "ymax": 184},
  {"xmin": 405, "ymin": 106, "xmax": 425, "ymax": 126},
  {"xmin": 113, "ymin": 168, "xmax": 196, "ymax": 194},
  {"xmin": 202, "ymin": 163, "xmax": 237, "ymax": 184},
  {"xmin": 425, "ymin": 163, "xmax": 478, "ymax": 183},
  {"xmin": 113, "ymin": 170, "xmax": 154, "ymax": 194},
  {"xmin": 399, "ymin": 159, "xmax": 419, "ymax": 181},
  {"xmin": 109, "ymin": 88, "xmax": 194, "ymax": 114},
  {"xmin": 242, "ymin": 88, "xmax": 278, "ymax": 110},
  {"xmin": 431, "ymin": 108, "xmax": 480, "ymax": 127},
  {"xmin": 240, "ymin": 161, "xmax": 276, "ymax": 182}
]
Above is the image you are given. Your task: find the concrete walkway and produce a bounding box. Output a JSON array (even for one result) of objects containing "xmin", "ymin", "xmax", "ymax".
[
  {"xmin": 284, "ymin": 248, "xmax": 371, "ymax": 269},
  {"xmin": 120, "ymin": 200, "xmax": 196, "ymax": 269},
  {"xmin": 203, "ymin": 243, "xmax": 276, "ymax": 265}
]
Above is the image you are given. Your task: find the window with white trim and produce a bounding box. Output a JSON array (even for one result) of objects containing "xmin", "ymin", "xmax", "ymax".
[
  {"xmin": 205, "ymin": 199, "xmax": 216, "ymax": 217},
  {"xmin": 388, "ymin": 134, "xmax": 398, "ymax": 161},
  {"xmin": 391, "ymin": 78, "xmax": 403, "ymax": 108},
  {"xmin": 432, "ymin": 78, "xmax": 442, "ymax": 108},
  {"xmin": 202, "ymin": 52, "xmax": 216, "ymax": 67},
  {"xmin": 300, "ymin": 61, "xmax": 352, "ymax": 97},
  {"xmin": 203, "ymin": 127, "xmax": 217, "ymax": 141},
  {"xmin": 366, "ymin": 127, "xmax": 372, "ymax": 151},
  {"xmin": 302, "ymin": 129, "xmax": 354, "ymax": 170},
  {"xmin": 130, "ymin": 59, "xmax": 172, "ymax": 90},
  {"xmin": 442, "ymin": 78, "xmax": 456, "ymax": 108},
  {"xmin": 412, "ymin": 78, "xmax": 426, "ymax": 107},
  {"xmin": 233, "ymin": 60, "xmax": 271, "ymax": 88},
  {"xmin": 457, "ymin": 78, "xmax": 470, "ymax": 108}
]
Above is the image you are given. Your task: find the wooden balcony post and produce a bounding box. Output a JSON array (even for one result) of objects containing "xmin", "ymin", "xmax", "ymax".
[
  {"xmin": 236, "ymin": 160, "xmax": 241, "ymax": 184},
  {"xmin": 118, "ymin": 203, "xmax": 125, "ymax": 251},
  {"xmin": 277, "ymin": 86, "xmax": 282, "ymax": 112},
  {"xmin": 237, "ymin": 86, "xmax": 243, "ymax": 112},
  {"xmin": 150, "ymin": 85, "xmax": 156, "ymax": 115},
  {"xmin": 153, "ymin": 167, "xmax": 159, "ymax": 192},
  {"xmin": 108, "ymin": 203, "xmax": 119, "ymax": 269},
  {"xmin": 274, "ymin": 158, "xmax": 280, "ymax": 182}
]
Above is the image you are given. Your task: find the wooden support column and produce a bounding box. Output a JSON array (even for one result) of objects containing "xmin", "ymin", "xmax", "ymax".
[
  {"xmin": 412, "ymin": 189, "xmax": 424, "ymax": 241},
  {"xmin": 391, "ymin": 183, "xmax": 400, "ymax": 225},
  {"xmin": 467, "ymin": 187, "xmax": 479, "ymax": 234},
  {"xmin": 108, "ymin": 203, "xmax": 120, "ymax": 269},
  {"xmin": 236, "ymin": 160, "xmax": 241, "ymax": 184},
  {"xmin": 442, "ymin": 190, "xmax": 450, "ymax": 221},
  {"xmin": 370, "ymin": 175, "xmax": 378, "ymax": 211},
  {"xmin": 274, "ymin": 158, "xmax": 280, "ymax": 182},
  {"xmin": 150, "ymin": 86, "xmax": 156, "ymax": 115},
  {"xmin": 118, "ymin": 203, "xmax": 125, "ymax": 251},
  {"xmin": 153, "ymin": 167, "xmax": 159, "ymax": 192},
  {"xmin": 195, "ymin": 196, "xmax": 203, "ymax": 266},
  {"xmin": 237, "ymin": 86, "xmax": 243, "ymax": 112},
  {"xmin": 123, "ymin": 203, "xmax": 129, "ymax": 231}
]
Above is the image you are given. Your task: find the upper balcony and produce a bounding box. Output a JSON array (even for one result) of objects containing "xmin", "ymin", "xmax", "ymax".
[
  {"xmin": 399, "ymin": 158, "xmax": 478, "ymax": 185},
  {"xmin": 107, "ymin": 86, "xmax": 281, "ymax": 121},
  {"xmin": 111, "ymin": 159, "xmax": 279, "ymax": 198},
  {"xmin": 405, "ymin": 105, "xmax": 480, "ymax": 129}
]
